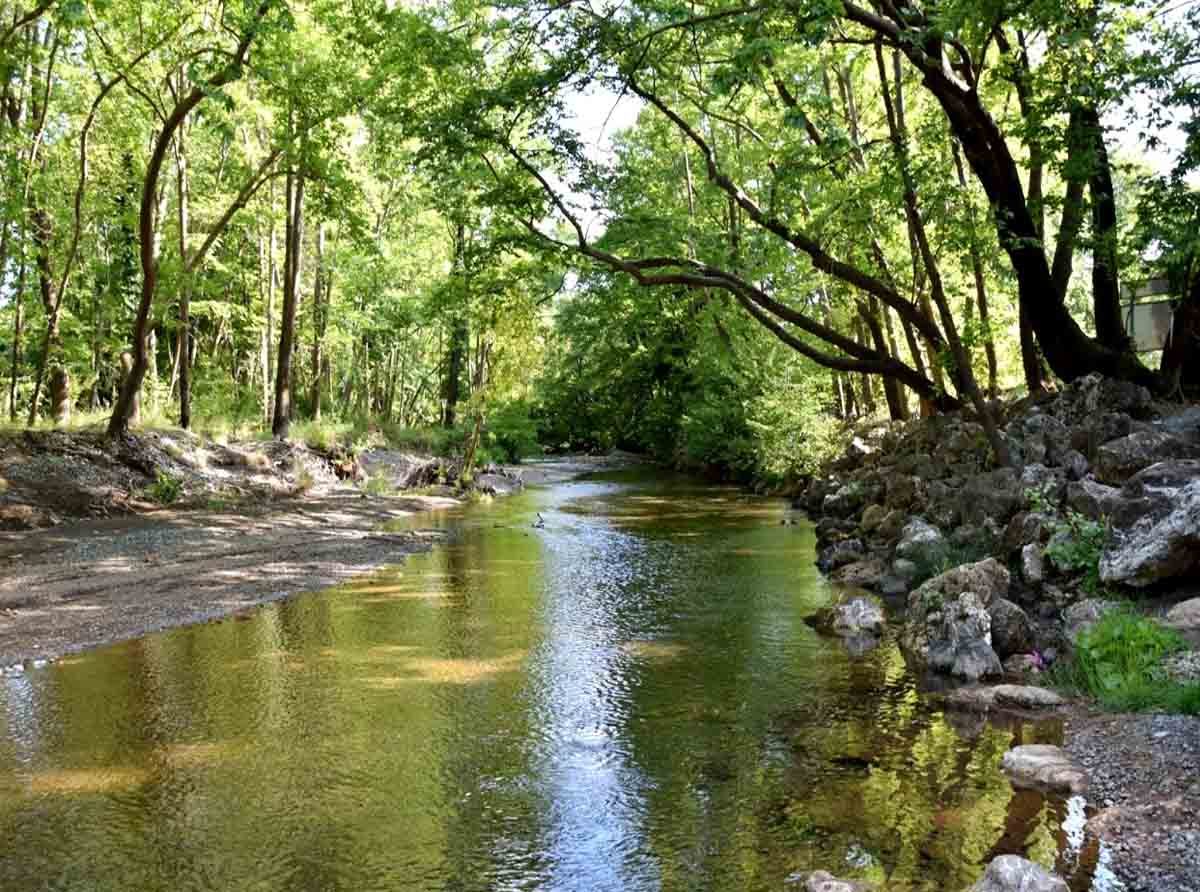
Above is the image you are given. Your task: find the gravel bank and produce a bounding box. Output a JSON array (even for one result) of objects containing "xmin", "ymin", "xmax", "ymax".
[{"xmin": 1064, "ymin": 708, "xmax": 1200, "ymax": 892}]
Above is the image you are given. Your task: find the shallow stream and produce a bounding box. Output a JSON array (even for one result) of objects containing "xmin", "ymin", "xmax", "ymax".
[{"xmin": 0, "ymin": 470, "xmax": 1116, "ymax": 890}]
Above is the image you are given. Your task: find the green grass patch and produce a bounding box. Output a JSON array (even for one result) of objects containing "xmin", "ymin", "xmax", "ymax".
[
  {"xmin": 145, "ymin": 471, "xmax": 184, "ymax": 505},
  {"xmin": 1053, "ymin": 606, "xmax": 1200, "ymax": 715}
]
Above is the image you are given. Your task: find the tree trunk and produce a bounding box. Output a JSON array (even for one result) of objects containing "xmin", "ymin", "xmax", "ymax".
[
  {"xmin": 1161, "ymin": 274, "xmax": 1200, "ymax": 398},
  {"xmin": 8, "ymin": 258, "xmax": 24, "ymax": 422},
  {"xmin": 952, "ymin": 141, "xmax": 999, "ymax": 398},
  {"xmin": 49, "ymin": 365, "xmax": 69, "ymax": 424},
  {"xmin": 107, "ymin": 0, "xmax": 269, "ymax": 438},
  {"xmin": 309, "ymin": 221, "xmax": 326, "ymax": 420},
  {"xmin": 175, "ymin": 115, "xmax": 193, "ymax": 428},
  {"xmin": 273, "ymin": 159, "xmax": 305, "ymax": 439},
  {"xmin": 1081, "ymin": 106, "xmax": 1126, "ymax": 350}
]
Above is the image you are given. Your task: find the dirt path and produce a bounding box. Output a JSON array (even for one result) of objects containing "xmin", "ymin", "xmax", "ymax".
[{"xmin": 0, "ymin": 491, "xmax": 460, "ymax": 667}]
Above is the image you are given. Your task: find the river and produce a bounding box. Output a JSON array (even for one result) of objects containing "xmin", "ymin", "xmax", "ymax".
[{"xmin": 0, "ymin": 469, "xmax": 1115, "ymax": 890}]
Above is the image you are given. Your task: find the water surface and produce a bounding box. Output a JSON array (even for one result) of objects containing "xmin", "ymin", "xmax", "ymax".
[{"xmin": 0, "ymin": 470, "xmax": 1113, "ymax": 890}]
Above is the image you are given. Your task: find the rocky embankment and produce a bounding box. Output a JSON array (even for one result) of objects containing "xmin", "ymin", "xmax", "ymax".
[{"xmin": 799, "ymin": 374, "xmax": 1200, "ymax": 892}]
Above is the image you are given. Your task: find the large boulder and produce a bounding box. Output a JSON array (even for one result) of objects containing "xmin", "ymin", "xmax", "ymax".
[
  {"xmin": 969, "ymin": 855, "xmax": 1069, "ymax": 892},
  {"xmin": 1064, "ymin": 479, "xmax": 1125, "ymax": 522},
  {"xmin": 859, "ymin": 503, "xmax": 889, "ymax": 536},
  {"xmin": 1001, "ymin": 745, "xmax": 1087, "ymax": 794},
  {"xmin": 1099, "ymin": 480, "xmax": 1200, "ymax": 587},
  {"xmin": 1020, "ymin": 543, "xmax": 1045, "ymax": 586},
  {"xmin": 823, "ymin": 483, "xmax": 868, "ymax": 518},
  {"xmin": 908, "ymin": 557, "xmax": 1011, "ymax": 613},
  {"xmin": 989, "ymin": 599, "xmax": 1035, "ymax": 659},
  {"xmin": 1095, "ymin": 431, "xmax": 1200, "ymax": 484},
  {"xmin": 1054, "ymin": 373, "xmax": 1152, "ymax": 426},
  {"xmin": 1165, "ymin": 597, "xmax": 1200, "ymax": 631},
  {"xmin": 894, "ymin": 518, "xmax": 945, "ymax": 565},
  {"xmin": 924, "ymin": 593, "xmax": 1003, "ymax": 681}
]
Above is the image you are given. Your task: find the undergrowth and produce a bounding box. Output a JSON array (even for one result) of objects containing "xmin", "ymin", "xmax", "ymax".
[{"xmin": 1052, "ymin": 606, "xmax": 1200, "ymax": 715}]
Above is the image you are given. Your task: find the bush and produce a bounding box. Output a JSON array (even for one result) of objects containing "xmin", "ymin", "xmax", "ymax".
[
  {"xmin": 1057, "ymin": 607, "xmax": 1200, "ymax": 715},
  {"xmin": 1044, "ymin": 510, "xmax": 1108, "ymax": 595},
  {"xmin": 146, "ymin": 471, "xmax": 183, "ymax": 505}
]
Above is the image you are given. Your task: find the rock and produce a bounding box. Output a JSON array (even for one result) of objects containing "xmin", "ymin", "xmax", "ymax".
[
  {"xmin": 818, "ymin": 539, "xmax": 867, "ymax": 572},
  {"xmin": 823, "ymin": 483, "xmax": 868, "ymax": 518},
  {"xmin": 992, "ymin": 684, "xmax": 1066, "ymax": 709},
  {"xmin": 1001, "ymin": 744, "xmax": 1087, "ymax": 794},
  {"xmin": 1019, "ymin": 464, "xmax": 1066, "ymax": 503},
  {"xmin": 878, "ymin": 574, "xmax": 907, "ymax": 597},
  {"xmin": 1003, "ymin": 653, "xmax": 1043, "ymax": 675},
  {"xmin": 1062, "ymin": 599, "xmax": 1119, "ymax": 644},
  {"xmin": 925, "ymin": 593, "xmax": 1003, "ymax": 681},
  {"xmin": 908, "ymin": 557, "xmax": 1011, "ymax": 613},
  {"xmin": 474, "ymin": 472, "xmax": 523, "ymax": 496},
  {"xmin": 1002, "ymin": 512, "xmax": 1051, "ymax": 553},
  {"xmin": 941, "ymin": 686, "xmax": 997, "ymax": 712},
  {"xmin": 1064, "ymin": 479, "xmax": 1125, "ymax": 521},
  {"xmin": 801, "ymin": 871, "xmax": 874, "ymax": 892},
  {"xmin": 894, "ymin": 518, "xmax": 945, "ymax": 564},
  {"xmin": 989, "ymin": 599, "xmax": 1034, "ymax": 659},
  {"xmin": 1099, "ymin": 480, "xmax": 1200, "ymax": 586},
  {"xmin": 1164, "ymin": 597, "xmax": 1200, "ymax": 631},
  {"xmin": 969, "ymin": 855, "xmax": 1069, "ymax": 892},
  {"xmin": 1060, "ymin": 449, "xmax": 1089, "ymax": 481},
  {"xmin": 892, "ymin": 558, "xmax": 919, "ymax": 582},
  {"xmin": 1071, "ymin": 411, "xmax": 1134, "ymax": 456},
  {"xmin": 1056, "ymin": 373, "xmax": 1152, "ymax": 425},
  {"xmin": 832, "ymin": 558, "xmax": 885, "ymax": 589},
  {"xmin": 876, "ymin": 509, "xmax": 907, "ymax": 542},
  {"xmin": 960, "ymin": 467, "xmax": 1023, "ymax": 527},
  {"xmin": 1020, "ymin": 543, "xmax": 1045, "ymax": 586},
  {"xmin": 831, "ymin": 597, "xmax": 885, "ymax": 636},
  {"xmin": 1095, "ymin": 431, "xmax": 1200, "ymax": 484},
  {"xmin": 859, "ymin": 503, "xmax": 888, "ymax": 536},
  {"xmin": 815, "ymin": 517, "xmax": 859, "ymax": 547},
  {"xmin": 885, "ymin": 474, "xmax": 924, "ymax": 511}
]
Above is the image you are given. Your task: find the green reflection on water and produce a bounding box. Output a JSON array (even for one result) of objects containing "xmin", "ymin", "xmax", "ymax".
[{"xmin": 0, "ymin": 470, "xmax": 1102, "ymax": 891}]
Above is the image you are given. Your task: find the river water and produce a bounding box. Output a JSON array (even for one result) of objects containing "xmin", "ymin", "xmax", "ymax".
[{"xmin": 0, "ymin": 470, "xmax": 1115, "ymax": 891}]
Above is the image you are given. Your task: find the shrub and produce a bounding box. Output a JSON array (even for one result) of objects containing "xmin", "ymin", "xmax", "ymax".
[
  {"xmin": 1045, "ymin": 510, "xmax": 1108, "ymax": 594},
  {"xmin": 1057, "ymin": 607, "xmax": 1200, "ymax": 715},
  {"xmin": 146, "ymin": 471, "xmax": 183, "ymax": 505}
]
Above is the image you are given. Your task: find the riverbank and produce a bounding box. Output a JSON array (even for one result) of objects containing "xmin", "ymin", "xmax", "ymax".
[
  {"xmin": 800, "ymin": 373, "xmax": 1200, "ymax": 891},
  {"xmin": 0, "ymin": 427, "xmax": 631, "ymax": 666}
]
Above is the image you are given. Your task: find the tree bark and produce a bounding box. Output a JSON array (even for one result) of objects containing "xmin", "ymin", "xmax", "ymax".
[
  {"xmin": 8, "ymin": 257, "xmax": 24, "ymax": 422},
  {"xmin": 1081, "ymin": 106, "xmax": 1126, "ymax": 350},
  {"xmin": 175, "ymin": 108, "xmax": 192, "ymax": 428},
  {"xmin": 273, "ymin": 157, "xmax": 305, "ymax": 439},
  {"xmin": 309, "ymin": 221, "xmax": 326, "ymax": 420}
]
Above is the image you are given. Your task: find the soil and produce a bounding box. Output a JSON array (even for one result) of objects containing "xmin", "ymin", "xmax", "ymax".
[{"xmin": 0, "ymin": 428, "xmax": 628, "ymax": 667}]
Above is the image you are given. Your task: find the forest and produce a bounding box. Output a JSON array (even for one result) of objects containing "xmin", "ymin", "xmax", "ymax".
[{"xmin": 1, "ymin": 0, "xmax": 1198, "ymax": 483}]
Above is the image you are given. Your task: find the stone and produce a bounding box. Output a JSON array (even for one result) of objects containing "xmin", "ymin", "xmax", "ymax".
[
  {"xmin": 1002, "ymin": 512, "xmax": 1051, "ymax": 553},
  {"xmin": 832, "ymin": 558, "xmax": 886, "ymax": 589},
  {"xmin": 1001, "ymin": 745, "xmax": 1087, "ymax": 794},
  {"xmin": 1003, "ymin": 653, "xmax": 1043, "ymax": 675},
  {"xmin": 1020, "ymin": 544, "xmax": 1045, "ymax": 586},
  {"xmin": 823, "ymin": 483, "xmax": 868, "ymax": 518},
  {"xmin": 894, "ymin": 518, "xmax": 945, "ymax": 564},
  {"xmin": 1060, "ymin": 449, "xmax": 1089, "ymax": 481},
  {"xmin": 1099, "ymin": 480, "xmax": 1200, "ymax": 586},
  {"xmin": 1019, "ymin": 464, "xmax": 1066, "ymax": 504},
  {"xmin": 818, "ymin": 539, "xmax": 867, "ymax": 573},
  {"xmin": 960, "ymin": 467, "xmax": 1023, "ymax": 527},
  {"xmin": 992, "ymin": 684, "xmax": 1066, "ymax": 709},
  {"xmin": 908, "ymin": 557, "xmax": 1011, "ymax": 613},
  {"xmin": 1164, "ymin": 597, "xmax": 1200, "ymax": 631},
  {"xmin": 1095, "ymin": 431, "xmax": 1200, "ymax": 484},
  {"xmin": 815, "ymin": 517, "xmax": 858, "ymax": 546},
  {"xmin": 885, "ymin": 474, "xmax": 924, "ymax": 511},
  {"xmin": 859, "ymin": 503, "xmax": 888, "ymax": 535},
  {"xmin": 941, "ymin": 686, "xmax": 998, "ymax": 712},
  {"xmin": 892, "ymin": 558, "xmax": 919, "ymax": 582},
  {"xmin": 925, "ymin": 593, "xmax": 1003, "ymax": 681},
  {"xmin": 1062, "ymin": 599, "xmax": 1119, "ymax": 645},
  {"xmin": 802, "ymin": 871, "xmax": 874, "ymax": 892},
  {"xmin": 878, "ymin": 574, "xmax": 908, "ymax": 597},
  {"xmin": 1071, "ymin": 411, "xmax": 1134, "ymax": 456},
  {"xmin": 1064, "ymin": 479, "xmax": 1125, "ymax": 522},
  {"xmin": 474, "ymin": 473, "xmax": 522, "ymax": 496},
  {"xmin": 989, "ymin": 599, "xmax": 1034, "ymax": 659},
  {"xmin": 876, "ymin": 509, "xmax": 907, "ymax": 542},
  {"xmin": 969, "ymin": 855, "xmax": 1069, "ymax": 892}
]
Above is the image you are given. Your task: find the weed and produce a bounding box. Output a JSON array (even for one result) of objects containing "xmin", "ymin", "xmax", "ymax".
[
  {"xmin": 363, "ymin": 472, "xmax": 394, "ymax": 497},
  {"xmin": 1054, "ymin": 607, "xmax": 1200, "ymax": 715},
  {"xmin": 146, "ymin": 471, "xmax": 183, "ymax": 505},
  {"xmin": 1045, "ymin": 510, "xmax": 1108, "ymax": 594}
]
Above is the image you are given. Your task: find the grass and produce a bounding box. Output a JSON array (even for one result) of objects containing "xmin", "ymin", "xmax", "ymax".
[{"xmin": 1051, "ymin": 606, "xmax": 1200, "ymax": 715}]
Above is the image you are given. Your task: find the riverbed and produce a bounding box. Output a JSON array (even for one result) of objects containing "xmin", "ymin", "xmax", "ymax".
[{"xmin": 0, "ymin": 470, "xmax": 1115, "ymax": 890}]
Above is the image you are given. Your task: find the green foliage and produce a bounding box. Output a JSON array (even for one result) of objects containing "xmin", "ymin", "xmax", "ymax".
[
  {"xmin": 483, "ymin": 401, "xmax": 540, "ymax": 464},
  {"xmin": 1045, "ymin": 510, "xmax": 1108, "ymax": 595},
  {"xmin": 1056, "ymin": 607, "xmax": 1200, "ymax": 715},
  {"xmin": 146, "ymin": 471, "xmax": 183, "ymax": 505}
]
